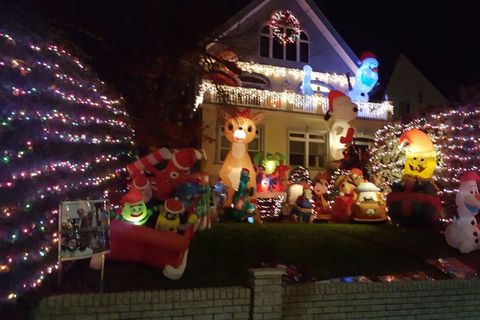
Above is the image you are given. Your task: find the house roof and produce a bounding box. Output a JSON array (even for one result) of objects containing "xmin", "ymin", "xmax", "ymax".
[{"xmin": 209, "ymin": 0, "xmax": 359, "ymax": 73}]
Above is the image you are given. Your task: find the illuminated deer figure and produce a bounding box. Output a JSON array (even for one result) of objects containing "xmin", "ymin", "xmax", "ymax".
[{"xmin": 219, "ymin": 108, "xmax": 265, "ymax": 207}]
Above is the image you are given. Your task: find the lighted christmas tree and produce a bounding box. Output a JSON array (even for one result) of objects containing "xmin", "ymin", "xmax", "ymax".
[
  {"xmin": 0, "ymin": 26, "xmax": 135, "ymax": 304},
  {"xmin": 370, "ymin": 106, "xmax": 480, "ymax": 219}
]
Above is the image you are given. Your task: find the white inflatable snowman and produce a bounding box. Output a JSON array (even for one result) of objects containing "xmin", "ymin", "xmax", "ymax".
[
  {"xmin": 325, "ymin": 90, "xmax": 358, "ymax": 161},
  {"xmin": 348, "ymin": 52, "xmax": 379, "ymax": 102},
  {"xmin": 445, "ymin": 172, "xmax": 480, "ymax": 253}
]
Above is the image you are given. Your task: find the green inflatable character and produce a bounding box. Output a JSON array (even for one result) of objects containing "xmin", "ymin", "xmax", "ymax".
[
  {"xmin": 231, "ymin": 168, "xmax": 255, "ymax": 221},
  {"xmin": 120, "ymin": 192, "xmax": 152, "ymax": 225}
]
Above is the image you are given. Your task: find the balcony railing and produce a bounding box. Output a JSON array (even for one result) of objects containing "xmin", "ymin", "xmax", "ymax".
[{"xmin": 195, "ymin": 80, "xmax": 393, "ymax": 120}]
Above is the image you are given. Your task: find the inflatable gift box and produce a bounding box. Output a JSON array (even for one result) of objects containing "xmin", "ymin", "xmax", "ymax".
[{"xmin": 387, "ymin": 180, "xmax": 441, "ymax": 227}]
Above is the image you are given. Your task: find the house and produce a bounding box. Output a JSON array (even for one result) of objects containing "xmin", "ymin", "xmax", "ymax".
[
  {"xmin": 196, "ymin": 0, "xmax": 393, "ymax": 182},
  {"xmin": 385, "ymin": 54, "xmax": 447, "ymax": 120}
]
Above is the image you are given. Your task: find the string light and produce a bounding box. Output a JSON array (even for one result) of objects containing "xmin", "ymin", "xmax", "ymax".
[
  {"xmin": 270, "ymin": 10, "xmax": 301, "ymax": 44},
  {"xmin": 195, "ymin": 79, "xmax": 393, "ymax": 119},
  {"xmin": 0, "ymin": 28, "xmax": 136, "ymax": 303},
  {"xmin": 257, "ymin": 196, "xmax": 284, "ymax": 219},
  {"xmin": 370, "ymin": 106, "xmax": 480, "ymax": 221}
]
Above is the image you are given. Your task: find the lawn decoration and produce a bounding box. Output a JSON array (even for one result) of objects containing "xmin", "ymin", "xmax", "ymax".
[
  {"xmin": 174, "ymin": 183, "xmax": 206, "ymax": 213},
  {"xmin": 253, "ymin": 152, "xmax": 288, "ymax": 192},
  {"xmin": 230, "ymin": 168, "xmax": 256, "ymax": 221},
  {"xmin": 331, "ymin": 170, "xmax": 362, "ymax": 223},
  {"xmin": 312, "ymin": 171, "xmax": 331, "ymax": 221},
  {"xmin": 191, "ymin": 175, "xmax": 214, "ymax": 231},
  {"xmin": 274, "ymin": 159, "xmax": 291, "ymax": 192},
  {"xmin": 399, "ymin": 129, "xmax": 437, "ymax": 181},
  {"xmin": 119, "ymin": 192, "xmax": 151, "ymax": 226},
  {"xmin": 155, "ymin": 198, "xmax": 197, "ymax": 233},
  {"xmin": 286, "ymin": 166, "xmax": 311, "ymax": 205},
  {"xmin": 127, "ymin": 148, "xmax": 207, "ymax": 203},
  {"xmin": 213, "ymin": 178, "xmax": 229, "ymax": 207},
  {"xmin": 348, "ymin": 52, "xmax": 379, "ymax": 102},
  {"xmin": 219, "ymin": 108, "xmax": 265, "ymax": 206},
  {"xmin": 445, "ymin": 172, "xmax": 480, "ymax": 253},
  {"xmin": 94, "ymin": 148, "xmax": 210, "ymax": 280},
  {"xmin": 301, "ymin": 65, "xmax": 314, "ymax": 96},
  {"xmin": 352, "ymin": 181, "xmax": 387, "ymax": 222},
  {"xmin": 387, "ymin": 129, "xmax": 441, "ymax": 227},
  {"xmin": 290, "ymin": 188, "xmax": 313, "ymax": 222},
  {"xmin": 325, "ymin": 90, "xmax": 358, "ymax": 161}
]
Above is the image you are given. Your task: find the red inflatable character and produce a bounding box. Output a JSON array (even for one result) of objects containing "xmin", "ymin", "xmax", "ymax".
[{"xmin": 127, "ymin": 148, "xmax": 207, "ymax": 203}]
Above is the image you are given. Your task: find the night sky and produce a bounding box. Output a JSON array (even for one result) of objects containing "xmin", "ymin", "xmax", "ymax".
[
  {"xmin": 8, "ymin": 0, "xmax": 480, "ymax": 100},
  {"xmin": 318, "ymin": 1, "xmax": 480, "ymax": 100}
]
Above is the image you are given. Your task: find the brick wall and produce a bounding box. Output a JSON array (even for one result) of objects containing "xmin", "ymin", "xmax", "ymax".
[
  {"xmin": 33, "ymin": 287, "xmax": 251, "ymax": 320},
  {"xmin": 34, "ymin": 270, "xmax": 480, "ymax": 320},
  {"xmin": 282, "ymin": 279, "xmax": 480, "ymax": 319}
]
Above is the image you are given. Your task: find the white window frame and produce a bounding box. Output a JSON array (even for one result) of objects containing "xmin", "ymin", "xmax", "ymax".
[
  {"xmin": 216, "ymin": 122, "xmax": 264, "ymax": 164},
  {"xmin": 287, "ymin": 129, "xmax": 329, "ymax": 169},
  {"xmin": 260, "ymin": 25, "xmax": 309, "ymax": 63}
]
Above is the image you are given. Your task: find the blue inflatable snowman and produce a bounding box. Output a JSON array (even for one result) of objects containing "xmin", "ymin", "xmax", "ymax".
[{"xmin": 348, "ymin": 52, "xmax": 379, "ymax": 102}]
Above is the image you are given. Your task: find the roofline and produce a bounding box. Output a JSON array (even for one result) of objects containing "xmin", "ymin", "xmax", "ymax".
[
  {"xmin": 298, "ymin": 0, "xmax": 358, "ymax": 73},
  {"xmin": 211, "ymin": 0, "xmax": 359, "ymax": 73}
]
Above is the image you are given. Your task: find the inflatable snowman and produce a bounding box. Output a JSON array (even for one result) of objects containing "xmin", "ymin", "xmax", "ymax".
[
  {"xmin": 348, "ymin": 52, "xmax": 379, "ymax": 102},
  {"xmin": 445, "ymin": 172, "xmax": 480, "ymax": 253},
  {"xmin": 325, "ymin": 90, "xmax": 358, "ymax": 160}
]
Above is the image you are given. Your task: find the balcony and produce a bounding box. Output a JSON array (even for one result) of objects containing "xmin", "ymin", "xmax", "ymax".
[{"xmin": 195, "ymin": 80, "xmax": 393, "ymax": 121}]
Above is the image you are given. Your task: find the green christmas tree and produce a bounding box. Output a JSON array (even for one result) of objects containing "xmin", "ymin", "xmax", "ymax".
[{"xmin": 0, "ymin": 23, "xmax": 135, "ymax": 305}]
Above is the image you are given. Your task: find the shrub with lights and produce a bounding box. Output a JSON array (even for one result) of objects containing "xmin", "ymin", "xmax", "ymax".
[
  {"xmin": 0, "ymin": 26, "xmax": 135, "ymax": 303},
  {"xmin": 370, "ymin": 106, "xmax": 480, "ymax": 221}
]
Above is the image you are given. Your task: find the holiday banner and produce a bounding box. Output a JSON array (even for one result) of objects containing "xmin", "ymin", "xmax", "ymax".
[{"xmin": 59, "ymin": 200, "xmax": 110, "ymax": 261}]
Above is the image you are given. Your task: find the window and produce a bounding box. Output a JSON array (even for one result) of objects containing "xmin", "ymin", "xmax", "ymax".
[
  {"xmin": 288, "ymin": 131, "xmax": 327, "ymax": 168},
  {"xmin": 260, "ymin": 25, "xmax": 309, "ymax": 63},
  {"xmin": 217, "ymin": 124, "xmax": 264, "ymax": 163}
]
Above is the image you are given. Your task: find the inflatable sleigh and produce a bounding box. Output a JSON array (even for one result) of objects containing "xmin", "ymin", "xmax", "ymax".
[{"xmin": 91, "ymin": 148, "xmax": 212, "ymax": 280}]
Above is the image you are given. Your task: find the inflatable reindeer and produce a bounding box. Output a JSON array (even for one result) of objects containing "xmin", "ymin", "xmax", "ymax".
[{"xmin": 219, "ymin": 108, "xmax": 265, "ymax": 207}]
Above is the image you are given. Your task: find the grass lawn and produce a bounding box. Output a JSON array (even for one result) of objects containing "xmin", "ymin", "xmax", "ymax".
[
  {"xmin": 57, "ymin": 222, "xmax": 480, "ymax": 293},
  {"xmin": 7, "ymin": 222, "xmax": 480, "ymax": 319}
]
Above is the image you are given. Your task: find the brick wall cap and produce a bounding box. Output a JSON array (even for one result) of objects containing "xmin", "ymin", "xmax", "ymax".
[{"xmin": 248, "ymin": 268, "xmax": 286, "ymax": 278}]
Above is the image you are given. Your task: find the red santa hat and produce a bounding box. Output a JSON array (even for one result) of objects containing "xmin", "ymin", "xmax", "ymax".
[
  {"xmin": 171, "ymin": 148, "xmax": 207, "ymax": 171},
  {"xmin": 360, "ymin": 51, "xmax": 377, "ymax": 62},
  {"xmin": 350, "ymin": 168, "xmax": 364, "ymax": 177},
  {"xmin": 120, "ymin": 192, "xmax": 143, "ymax": 206},
  {"xmin": 460, "ymin": 172, "xmax": 480, "ymax": 183},
  {"xmin": 328, "ymin": 90, "xmax": 349, "ymax": 112},
  {"xmin": 313, "ymin": 171, "xmax": 330, "ymax": 184},
  {"xmin": 241, "ymin": 168, "xmax": 250, "ymax": 174},
  {"xmin": 164, "ymin": 198, "xmax": 185, "ymax": 215},
  {"xmin": 399, "ymin": 129, "xmax": 436, "ymax": 158}
]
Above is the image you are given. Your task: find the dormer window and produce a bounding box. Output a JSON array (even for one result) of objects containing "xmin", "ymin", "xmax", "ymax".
[{"xmin": 260, "ymin": 25, "xmax": 309, "ymax": 62}]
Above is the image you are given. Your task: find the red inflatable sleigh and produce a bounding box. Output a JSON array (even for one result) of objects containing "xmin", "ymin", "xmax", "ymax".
[
  {"xmin": 106, "ymin": 220, "xmax": 193, "ymax": 280},
  {"xmin": 90, "ymin": 148, "xmax": 212, "ymax": 280}
]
